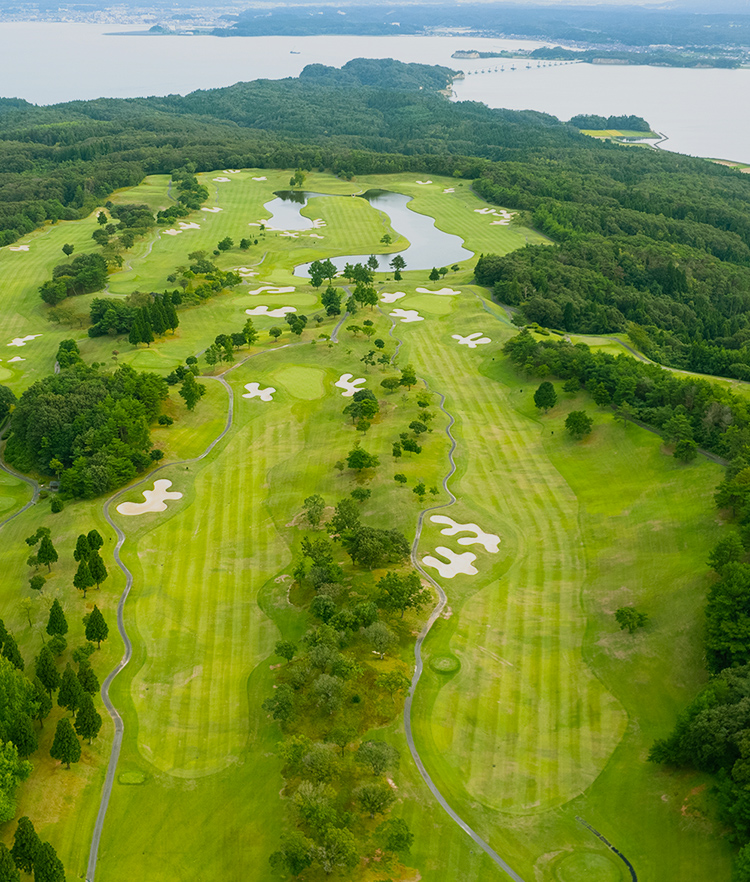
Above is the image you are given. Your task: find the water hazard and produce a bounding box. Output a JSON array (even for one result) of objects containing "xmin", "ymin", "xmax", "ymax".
[{"xmin": 290, "ymin": 189, "xmax": 472, "ymax": 276}]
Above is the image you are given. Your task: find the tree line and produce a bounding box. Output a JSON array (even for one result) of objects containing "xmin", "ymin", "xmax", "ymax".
[{"xmin": 265, "ymin": 496, "xmax": 426, "ymax": 877}]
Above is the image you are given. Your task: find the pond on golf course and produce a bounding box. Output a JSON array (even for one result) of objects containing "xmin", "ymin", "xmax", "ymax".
[{"xmin": 262, "ymin": 189, "xmax": 472, "ymax": 276}]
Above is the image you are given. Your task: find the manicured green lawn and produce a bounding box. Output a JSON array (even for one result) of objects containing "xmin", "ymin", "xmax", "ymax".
[{"xmin": 0, "ymin": 168, "xmax": 736, "ymax": 881}]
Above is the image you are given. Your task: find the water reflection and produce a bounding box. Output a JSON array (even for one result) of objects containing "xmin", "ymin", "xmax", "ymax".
[{"xmin": 291, "ymin": 189, "xmax": 472, "ymax": 276}]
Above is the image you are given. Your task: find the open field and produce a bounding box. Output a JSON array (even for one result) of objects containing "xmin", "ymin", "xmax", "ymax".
[{"xmin": 0, "ymin": 169, "xmax": 737, "ymax": 880}]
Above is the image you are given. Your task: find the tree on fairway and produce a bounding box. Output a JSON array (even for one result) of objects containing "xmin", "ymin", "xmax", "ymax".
[
  {"xmin": 0, "ymin": 842, "xmax": 19, "ymax": 881},
  {"xmin": 46, "ymin": 600, "xmax": 67, "ymax": 637},
  {"xmin": 363, "ymin": 622, "xmax": 396, "ymax": 660},
  {"xmin": 50, "ymin": 718, "xmax": 80, "ymax": 769},
  {"xmin": 269, "ymin": 326, "xmax": 282, "ymax": 342},
  {"xmin": 57, "ymin": 664, "xmax": 84, "ymax": 714},
  {"xmin": 390, "ymin": 255, "xmax": 406, "ymax": 274},
  {"xmin": 77, "ymin": 661, "xmax": 99, "ymax": 695},
  {"xmin": 73, "ymin": 560, "xmax": 94, "ymax": 598},
  {"xmin": 377, "ymin": 817, "xmax": 414, "ymax": 854},
  {"xmin": 242, "ymin": 318, "xmax": 258, "ymax": 346},
  {"xmin": 328, "ymin": 498, "xmax": 360, "ymax": 536},
  {"xmin": 217, "ymin": 236, "xmax": 234, "ymax": 252},
  {"xmin": 321, "ymin": 286, "xmax": 341, "ymax": 317},
  {"xmin": 303, "ymin": 495, "xmax": 326, "ymax": 529},
  {"xmin": 35, "ymin": 646, "xmax": 60, "ymax": 697},
  {"xmin": 11, "ymin": 817, "xmax": 39, "ymax": 875},
  {"xmin": 36, "ymin": 537, "xmax": 57, "ymax": 573},
  {"xmin": 378, "ymin": 670, "xmax": 410, "ymax": 703},
  {"xmin": 615, "ymin": 607, "xmax": 648, "ymax": 634},
  {"xmin": 274, "ymin": 641, "xmax": 297, "ymax": 664},
  {"xmin": 377, "ymin": 571, "xmax": 430, "ymax": 618},
  {"xmin": 74, "ymin": 534, "xmax": 90, "ymax": 562},
  {"xmin": 32, "ymin": 842, "xmax": 65, "ymax": 882},
  {"xmin": 356, "ymin": 740, "xmax": 400, "ymax": 776},
  {"xmin": 346, "ymin": 448, "xmax": 379, "ymax": 471},
  {"xmin": 61, "ymin": 243, "xmax": 74, "ymax": 257},
  {"xmin": 179, "ymin": 373, "xmax": 206, "ymax": 411},
  {"xmin": 429, "ymin": 266, "xmax": 440, "ymax": 280},
  {"xmin": 565, "ymin": 410, "xmax": 593, "ymax": 440},
  {"xmin": 87, "ymin": 551, "xmax": 108, "ymax": 589},
  {"xmin": 87, "ymin": 529, "xmax": 103, "ymax": 552},
  {"xmin": 85, "ymin": 606, "xmax": 108, "ymax": 649},
  {"xmin": 357, "ymin": 781, "xmax": 395, "ymax": 818},
  {"xmin": 74, "ymin": 694, "xmax": 102, "ymax": 744},
  {"xmin": 32, "ymin": 681, "xmax": 52, "ymax": 727},
  {"xmin": 400, "ymin": 365, "xmax": 417, "ymax": 390},
  {"xmin": 533, "ymin": 381, "xmax": 557, "ymax": 412},
  {"xmin": 28, "ymin": 576, "xmax": 44, "ymax": 593}
]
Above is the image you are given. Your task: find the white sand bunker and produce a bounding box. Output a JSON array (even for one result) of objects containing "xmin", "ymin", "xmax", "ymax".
[
  {"xmin": 422, "ymin": 547, "xmax": 478, "ymax": 579},
  {"xmin": 8, "ymin": 245, "xmax": 29, "ymax": 252},
  {"xmin": 280, "ymin": 231, "xmax": 300, "ymax": 238},
  {"xmin": 390, "ymin": 308, "xmax": 424, "ymax": 323},
  {"xmin": 416, "ymin": 286, "xmax": 460, "ymax": 296},
  {"xmin": 443, "ymin": 188, "xmax": 455, "ymax": 193},
  {"xmin": 252, "ymin": 176, "xmax": 267, "ymax": 181},
  {"xmin": 248, "ymin": 285, "xmax": 295, "ymax": 296},
  {"xmin": 213, "ymin": 177, "xmax": 231, "ymax": 183},
  {"xmin": 491, "ymin": 220, "xmax": 511, "ymax": 226},
  {"xmin": 381, "ymin": 291, "xmax": 406, "ymax": 303},
  {"xmin": 430, "ymin": 515, "xmax": 500, "ymax": 553},
  {"xmin": 311, "ymin": 219, "xmax": 326, "ymax": 228},
  {"xmin": 309, "ymin": 233, "xmax": 325, "ymax": 239},
  {"xmin": 8, "ymin": 335, "xmax": 41, "ymax": 347},
  {"xmin": 453, "ymin": 332, "xmax": 491, "ymax": 349},
  {"xmin": 225, "ymin": 169, "xmax": 240, "ymax": 174},
  {"xmin": 245, "ymin": 305, "xmax": 296, "ymax": 318},
  {"xmin": 201, "ymin": 207, "xmax": 223, "ymax": 213},
  {"xmin": 163, "ymin": 229, "xmax": 182, "ymax": 236},
  {"xmin": 243, "ymin": 383, "xmax": 276, "ymax": 402},
  {"xmin": 335, "ymin": 373, "xmax": 366, "ymax": 397},
  {"xmin": 8, "ymin": 356, "xmax": 25, "ymax": 363},
  {"xmin": 117, "ymin": 479, "xmax": 182, "ymax": 516},
  {"xmin": 416, "ymin": 180, "xmax": 433, "ymax": 185},
  {"xmin": 178, "ymin": 221, "xmax": 200, "ymax": 230}
]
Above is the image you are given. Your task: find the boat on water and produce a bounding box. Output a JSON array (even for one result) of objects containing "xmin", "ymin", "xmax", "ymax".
[{"xmin": 290, "ymin": 50, "xmax": 300, "ymax": 54}]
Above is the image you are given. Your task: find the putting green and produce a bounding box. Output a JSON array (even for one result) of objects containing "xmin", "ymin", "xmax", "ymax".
[
  {"xmin": 554, "ymin": 850, "xmax": 623, "ymax": 881},
  {"xmin": 272, "ymin": 364, "xmax": 325, "ymax": 399}
]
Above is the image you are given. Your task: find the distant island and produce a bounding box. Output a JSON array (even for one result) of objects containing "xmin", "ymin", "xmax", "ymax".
[{"xmin": 452, "ymin": 46, "xmax": 742, "ymax": 70}]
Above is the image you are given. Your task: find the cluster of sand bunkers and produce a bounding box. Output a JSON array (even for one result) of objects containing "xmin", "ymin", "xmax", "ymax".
[
  {"xmin": 474, "ymin": 207, "xmax": 516, "ymax": 226},
  {"xmin": 422, "ymin": 515, "xmax": 501, "ymax": 578}
]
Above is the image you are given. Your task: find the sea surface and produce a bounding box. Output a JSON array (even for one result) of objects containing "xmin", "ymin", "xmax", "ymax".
[{"xmin": 0, "ymin": 22, "xmax": 748, "ymax": 162}]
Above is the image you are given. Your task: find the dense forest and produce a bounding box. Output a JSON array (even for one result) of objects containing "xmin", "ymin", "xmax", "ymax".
[{"xmin": 1, "ymin": 58, "xmax": 750, "ymax": 388}]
